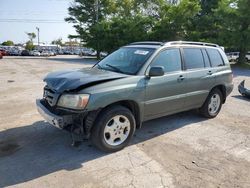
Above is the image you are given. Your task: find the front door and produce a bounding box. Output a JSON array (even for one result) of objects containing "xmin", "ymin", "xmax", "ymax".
[{"xmin": 144, "ymin": 48, "xmax": 187, "ymax": 120}]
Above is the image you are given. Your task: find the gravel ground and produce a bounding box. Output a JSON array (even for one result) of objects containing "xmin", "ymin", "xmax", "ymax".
[{"xmin": 0, "ymin": 56, "xmax": 250, "ymax": 188}]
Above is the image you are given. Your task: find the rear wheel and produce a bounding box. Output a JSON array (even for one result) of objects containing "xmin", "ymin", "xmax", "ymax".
[
  {"xmin": 199, "ymin": 89, "xmax": 223, "ymax": 118},
  {"xmin": 90, "ymin": 105, "xmax": 135, "ymax": 152}
]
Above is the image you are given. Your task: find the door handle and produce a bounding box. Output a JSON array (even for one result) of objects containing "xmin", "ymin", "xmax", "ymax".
[
  {"xmin": 207, "ymin": 71, "xmax": 213, "ymax": 75},
  {"xmin": 177, "ymin": 75, "xmax": 185, "ymax": 81}
]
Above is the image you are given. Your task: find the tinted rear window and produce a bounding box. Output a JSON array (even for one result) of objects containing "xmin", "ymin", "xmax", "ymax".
[
  {"xmin": 183, "ymin": 48, "xmax": 204, "ymax": 69},
  {"xmin": 201, "ymin": 49, "xmax": 211, "ymax": 67},
  {"xmin": 206, "ymin": 49, "xmax": 224, "ymax": 67}
]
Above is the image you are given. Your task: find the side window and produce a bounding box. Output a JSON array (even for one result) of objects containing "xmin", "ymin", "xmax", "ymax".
[
  {"xmin": 207, "ymin": 48, "xmax": 224, "ymax": 67},
  {"xmin": 151, "ymin": 48, "xmax": 182, "ymax": 73},
  {"xmin": 201, "ymin": 49, "xmax": 211, "ymax": 67},
  {"xmin": 183, "ymin": 48, "xmax": 204, "ymax": 69}
]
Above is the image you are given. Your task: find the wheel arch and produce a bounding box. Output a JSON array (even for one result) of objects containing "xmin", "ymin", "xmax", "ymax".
[
  {"xmin": 102, "ymin": 100, "xmax": 142, "ymax": 129},
  {"xmin": 85, "ymin": 100, "xmax": 142, "ymax": 137},
  {"xmin": 211, "ymin": 85, "xmax": 226, "ymax": 103}
]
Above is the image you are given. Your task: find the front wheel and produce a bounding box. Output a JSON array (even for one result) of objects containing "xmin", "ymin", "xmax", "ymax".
[
  {"xmin": 91, "ymin": 105, "xmax": 136, "ymax": 152},
  {"xmin": 199, "ymin": 89, "xmax": 223, "ymax": 118}
]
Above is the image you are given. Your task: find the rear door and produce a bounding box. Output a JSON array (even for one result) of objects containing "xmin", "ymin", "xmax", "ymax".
[
  {"xmin": 182, "ymin": 48, "xmax": 215, "ymax": 109},
  {"xmin": 206, "ymin": 48, "xmax": 231, "ymax": 89}
]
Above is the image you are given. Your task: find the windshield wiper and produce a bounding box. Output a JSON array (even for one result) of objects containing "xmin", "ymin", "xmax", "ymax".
[
  {"xmin": 105, "ymin": 64, "xmax": 124, "ymax": 74},
  {"xmin": 96, "ymin": 64, "xmax": 103, "ymax": 69}
]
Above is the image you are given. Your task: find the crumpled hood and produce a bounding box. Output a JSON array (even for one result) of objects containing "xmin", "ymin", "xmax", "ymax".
[{"xmin": 44, "ymin": 67, "xmax": 127, "ymax": 93}]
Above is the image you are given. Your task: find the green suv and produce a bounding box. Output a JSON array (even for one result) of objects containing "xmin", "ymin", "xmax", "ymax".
[{"xmin": 36, "ymin": 41, "xmax": 233, "ymax": 152}]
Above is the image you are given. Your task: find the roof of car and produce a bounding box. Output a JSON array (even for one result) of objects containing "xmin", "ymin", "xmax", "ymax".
[
  {"xmin": 126, "ymin": 41, "xmax": 220, "ymax": 49},
  {"xmin": 124, "ymin": 44, "xmax": 161, "ymax": 49}
]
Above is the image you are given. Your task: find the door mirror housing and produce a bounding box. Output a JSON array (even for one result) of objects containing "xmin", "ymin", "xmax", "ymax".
[{"xmin": 148, "ymin": 66, "xmax": 164, "ymax": 77}]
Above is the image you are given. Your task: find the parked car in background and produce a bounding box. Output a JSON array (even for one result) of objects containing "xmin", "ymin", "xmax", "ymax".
[
  {"xmin": 30, "ymin": 50, "xmax": 41, "ymax": 56},
  {"xmin": 40, "ymin": 51, "xmax": 50, "ymax": 56},
  {"xmin": 8, "ymin": 50, "xmax": 21, "ymax": 56},
  {"xmin": 0, "ymin": 49, "xmax": 8, "ymax": 56},
  {"xmin": 0, "ymin": 51, "xmax": 3, "ymax": 59},
  {"xmin": 226, "ymin": 52, "xmax": 250, "ymax": 62},
  {"xmin": 227, "ymin": 52, "xmax": 239, "ymax": 62},
  {"xmin": 48, "ymin": 51, "xmax": 56, "ymax": 56},
  {"xmin": 37, "ymin": 41, "xmax": 233, "ymax": 152},
  {"xmin": 21, "ymin": 50, "xmax": 30, "ymax": 56},
  {"xmin": 80, "ymin": 49, "xmax": 97, "ymax": 56},
  {"xmin": 246, "ymin": 52, "xmax": 250, "ymax": 62},
  {"xmin": 100, "ymin": 52, "xmax": 108, "ymax": 57}
]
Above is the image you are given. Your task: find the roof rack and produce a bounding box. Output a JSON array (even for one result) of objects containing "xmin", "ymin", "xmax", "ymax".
[
  {"xmin": 129, "ymin": 41, "xmax": 164, "ymax": 46},
  {"xmin": 166, "ymin": 41, "xmax": 219, "ymax": 47},
  {"xmin": 129, "ymin": 41, "xmax": 219, "ymax": 47}
]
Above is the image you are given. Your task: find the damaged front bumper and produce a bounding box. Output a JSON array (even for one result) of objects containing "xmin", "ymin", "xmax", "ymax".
[
  {"xmin": 238, "ymin": 80, "xmax": 250, "ymax": 98},
  {"xmin": 36, "ymin": 99, "xmax": 99, "ymax": 138},
  {"xmin": 36, "ymin": 99, "xmax": 74, "ymax": 129}
]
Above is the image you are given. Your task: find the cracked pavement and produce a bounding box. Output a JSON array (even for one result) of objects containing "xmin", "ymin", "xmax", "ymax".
[{"xmin": 0, "ymin": 56, "xmax": 250, "ymax": 188}]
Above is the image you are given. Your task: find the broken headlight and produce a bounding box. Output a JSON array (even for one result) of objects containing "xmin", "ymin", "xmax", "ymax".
[{"xmin": 57, "ymin": 94, "xmax": 89, "ymax": 109}]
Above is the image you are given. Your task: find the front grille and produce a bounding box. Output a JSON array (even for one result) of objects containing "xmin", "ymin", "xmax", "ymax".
[{"xmin": 43, "ymin": 85, "xmax": 59, "ymax": 106}]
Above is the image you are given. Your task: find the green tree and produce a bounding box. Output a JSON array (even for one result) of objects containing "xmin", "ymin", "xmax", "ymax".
[
  {"xmin": 65, "ymin": 0, "xmax": 112, "ymax": 58},
  {"xmin": 215, "ymin": 0, "xmax": 250, "ymax": 64},
  {"xmin": 65, "ymin": 0, "xmax": 156, "ymax": 58},
  {"xmin": 25, "ymin": 41, "xmax": 35, "ymax": 51},
  {"xmin": 26, "ymin": 32, "xmax": 36, "ymax": 42},
  {"xmin": 150, "ymin": 0, "xmax": 200, "ymax": 41},
  {"xmin": 2, "ymin": 40, "xmax": 14, "ymax": 46},
  {"xmin": 52, "ymin": 38, "xmax": 63, "ymax": 46},
  {"xmin": 88, "ymin": 15, "xmax": 153, "ymax": 53}
]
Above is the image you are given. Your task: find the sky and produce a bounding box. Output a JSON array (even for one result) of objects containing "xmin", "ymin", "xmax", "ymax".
[{"xmin": 0, "ymin": 0, "xmax": 76, "ymax": 44}]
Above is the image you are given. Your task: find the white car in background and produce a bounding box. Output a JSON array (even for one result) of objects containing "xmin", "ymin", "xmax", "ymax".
[
  {"xmin": 48, "ymin": 51, "xmax": 56, "ymax": 56},
  {"xmin": 226, "ymin": 52, "xmax": 239, "ymax": 62},
  {"xmin": 40, "ymin": 51, "xmax": 50, "ymax": 56},
  {"xmin": 227, "ymin": 52, "xmax": 250, "ymax": 62},
  {"xmin": 30, "ymin": 50, "xmax": 41, "ymax": 56}
]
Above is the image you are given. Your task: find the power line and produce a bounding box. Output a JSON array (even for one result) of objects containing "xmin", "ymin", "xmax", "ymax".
[
  {"xmin": 0, "ymin": 10, "xmax": 67, "ymax": 16},
  {"xmin": 0, "ymin": 19, "xmax": 65, "ymax": 23}
]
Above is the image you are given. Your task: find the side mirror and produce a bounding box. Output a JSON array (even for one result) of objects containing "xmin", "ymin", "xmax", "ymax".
[{"xmin": 148, "ymin": 66, "xmax": 164, "ymax": 77}]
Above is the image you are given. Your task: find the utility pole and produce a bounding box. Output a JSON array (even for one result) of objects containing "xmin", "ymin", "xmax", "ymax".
[{"xmin": 36, "ymin": 27, "xmax": 40, "ymax": 46}]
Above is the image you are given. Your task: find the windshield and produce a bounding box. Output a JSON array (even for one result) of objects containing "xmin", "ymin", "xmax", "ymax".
[{"xmin": 96, "ymin": 47, "xmax": 155, "ymax": 75}]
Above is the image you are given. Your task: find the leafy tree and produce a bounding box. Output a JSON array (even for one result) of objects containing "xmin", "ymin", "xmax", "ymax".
[
  {"xmin": 52, "ymin": 38, "xmax": 63, "ymax": 46},
  {"xmin": 89, "ymin": 15, "xmax": 153, "ymax": 53},
  {"xmin": 182, "ymin": 0, "xmax": 220, "ymax": 42},
  {"xmin": 26, "ymin": 32, "xmax": 36, "ymax": 42},
  {"xmin": 150, "ymin": 0, "xmax": 200, "ymax": 41},
  {"xmin": 25, "ymin": 41, "xmax": 35, "ymax": 51},
  {"xmin": 66, "ymin": 0, "xmax": 249, "ymax": 64},
  {"xmin": 65, "ymin": 0, "xmax": 156, "ymax": 58},
  {"xmin": 215, "ymin": 0, "xmax": 250, "ymax": 64},
  {"xmin": 2, "ymin": 40, "xmax": 14, "ymax": 46},
  {"xmin": 65, "ymin": 0, "xmax": 111, "ymax": 58}
]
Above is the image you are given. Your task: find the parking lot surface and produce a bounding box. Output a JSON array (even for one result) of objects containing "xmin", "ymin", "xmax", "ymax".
[{"xmin": 0, "ymin": 56, "xmax": 250, "ymax": 188}]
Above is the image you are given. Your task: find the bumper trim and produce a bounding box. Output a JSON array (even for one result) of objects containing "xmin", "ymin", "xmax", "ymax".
[{"xmin": 36, "ymin": 99, "xmax": 65, "ymax": 129}]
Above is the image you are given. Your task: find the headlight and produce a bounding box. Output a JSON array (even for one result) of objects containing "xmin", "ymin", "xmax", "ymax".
[{"xmin": 57, "ymin": 94, "xmax": 89, "ymax": 109}]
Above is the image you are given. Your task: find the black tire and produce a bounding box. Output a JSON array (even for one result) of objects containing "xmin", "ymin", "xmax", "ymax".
[
  {"xmin": 199, "ymin": 88, "xmax": 223, "ymax": 118},
  {"xmin": 90, "ymin": 105, "xmax": 136, "ymax": 152}
]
